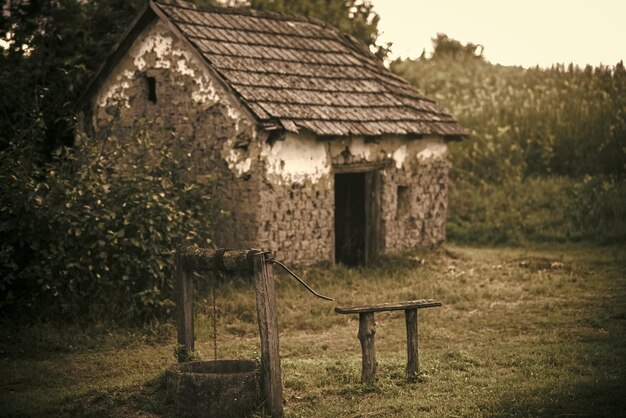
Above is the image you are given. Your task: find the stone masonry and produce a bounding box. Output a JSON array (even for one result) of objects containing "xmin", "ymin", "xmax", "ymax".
[{"xmin": 87, "ymin": 19, "xmax": 262, "ymax": 249}]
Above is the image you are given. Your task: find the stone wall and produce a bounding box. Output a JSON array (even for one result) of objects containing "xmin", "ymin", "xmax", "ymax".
[
  {"xmin": 88, "ymin": 19, "xmax": 262, "ymax": 249},
  {"xmin": 380, "ymin": 157, "xmax": 449, "ymax": 253},
  {"xmin": 256, "ymin": 178, "xmax": 334, "ymax": 265},
  {"xmin": 255, "ymin": 134, "xmax": 334, "ymax": 265},
  {"xmin": 256, "ymin": 133, "xmax": 450, "ymax": 264}
]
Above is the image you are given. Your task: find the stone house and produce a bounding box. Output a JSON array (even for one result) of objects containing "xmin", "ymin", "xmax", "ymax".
[{"xmin": 82, "ymin": 0, "xmax": 466, "ymax": 266}]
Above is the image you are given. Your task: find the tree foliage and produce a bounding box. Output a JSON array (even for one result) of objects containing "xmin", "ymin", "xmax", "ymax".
[
  {"xmin": 428, "ymin": 33, "xmax": 484, "ymax": 61},
  {"xmin": 0, "ymin": 0, "xmax": 144, "ymax": 157},
  {"xmin": 0, "ymin": 0, "xmax": 202, "ymax": 323}
]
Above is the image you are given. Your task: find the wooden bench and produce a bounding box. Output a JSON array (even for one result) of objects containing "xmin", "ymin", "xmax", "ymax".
[{"xmin": 335, "ymin": 299, "xmax": 442, "ymax": 383}]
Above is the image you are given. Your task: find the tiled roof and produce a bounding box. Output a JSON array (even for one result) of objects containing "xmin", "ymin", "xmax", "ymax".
[{"xmin": 155, "ymin": 0, "xmax": 467, "ymax": 137}]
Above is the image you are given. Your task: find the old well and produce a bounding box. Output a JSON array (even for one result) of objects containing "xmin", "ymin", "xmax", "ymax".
[
  {"xmin": 169, "ymin": 247, "xmax": 333, "ymax": 417},
  {"xmin": 166, "ymin": 359, "xmax": 261, "ymax": 418}
]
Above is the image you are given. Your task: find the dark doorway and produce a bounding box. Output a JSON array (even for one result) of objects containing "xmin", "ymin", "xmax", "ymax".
[
  {"xmin": 334, "ymin": 169, "xmax": 382, "ymax": 266},
  {"xmin": 335, "ymin": 172, "xmax": 366, "ymax": 266}
]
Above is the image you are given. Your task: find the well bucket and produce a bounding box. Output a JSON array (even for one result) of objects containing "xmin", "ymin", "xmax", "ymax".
[{"xmin": 165, "ymin": 359, "xmax": 261, "ymax": 418}]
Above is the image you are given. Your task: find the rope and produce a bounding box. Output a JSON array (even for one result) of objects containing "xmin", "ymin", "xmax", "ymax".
[{"xmin": 212, "ymin": 284, "xmax": 217, "ymax": 361}]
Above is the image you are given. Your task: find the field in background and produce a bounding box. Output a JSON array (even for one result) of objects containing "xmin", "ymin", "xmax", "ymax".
[
  {"xmin": 392, "ymin": 40, "xmax": 626, "ymax": 246},
  {"xmin": 1, "ymin": 244, "xmax": 625, "ymax": 417}
]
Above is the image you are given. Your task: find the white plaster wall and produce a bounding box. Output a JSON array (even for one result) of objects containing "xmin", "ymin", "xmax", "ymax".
[
  {"xmin": 261, "ymin": 132, "xmax": 331, "ymax": 185},
  {"xmin": 96, "ymin": 21, "xmax": 224, "ymax": 110},
  {"xmin": 416, "ymin": 139, "xmax": 447, "ymax": 161},
  {"xmin": 259, "ymin": 133, "xmax": 448, "ymax": 185},
  {"xmin": 93, "ymin": 19, "xmax": 258, "ymax": 178},
  {"xmin": 329, "ymin": 134, "xmax": 447, "ymax": 168}
]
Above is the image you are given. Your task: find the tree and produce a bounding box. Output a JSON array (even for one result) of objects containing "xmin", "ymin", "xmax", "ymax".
[
  {"xmin": 430, "ymin": 33, "xmax": 484, "ymax": 61},
  {"xmin": 0, "ymin": 0, "xmax": 144, "ymax": 157}
]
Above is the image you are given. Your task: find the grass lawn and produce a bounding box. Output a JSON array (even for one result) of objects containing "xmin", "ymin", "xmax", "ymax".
[{"xmin": 1, "ymin": 244, "xmax": 625, "ymax": 417}]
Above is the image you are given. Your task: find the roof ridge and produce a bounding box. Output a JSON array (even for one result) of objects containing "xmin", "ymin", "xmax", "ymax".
[
  {"xmin": 154, "ymin": 0, "xmax": 334, "ymax": 28},
  {"xmin": 178, "ymin": 22, "xmax": 337, "ymax": 41}
]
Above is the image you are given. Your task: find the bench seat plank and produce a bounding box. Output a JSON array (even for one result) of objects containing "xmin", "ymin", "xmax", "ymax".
[{"xmin": 335, "ymin": 299, "xmax": 442, "ymax": 314}]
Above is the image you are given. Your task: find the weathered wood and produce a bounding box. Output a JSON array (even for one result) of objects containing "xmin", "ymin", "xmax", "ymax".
[
  {"xmin": 335, "ymin": 299, "xmax": 442, "ymax": 314},
  {"xmin": 252, "ymin": 252, "xmax": 283, "ymax": 417},
  {"xmin": 364, "ymin": 172, "xmax": 372, "ymax": 265},
  {"xmin": 364, "ymin": 170, "xmax": 381, "ymax": 265},
  {"xmin": 364, "ymin": 170, "xmax": 382, "ymax": 266},
  {"xmin": 179, "ymin": 247, "xmax": 256, "ymax": 272},
  {"xmin": 174, "ymin": 247, "xmax": 286, "ymax": 413},
  {"xmin": 332, "ymin": 160, "xmax": 393, "ymax": 173},
  {"xmin": 337, "ymin": 299, "xmax": 442, "ymax": 383},
  {"xmin": 175, "ymin": 249, "xmax": 194, "ymax": 358},
  {"xmin": 405, "ymin": 309, "xmax": 419, "ymax": 381},
  {"xmin": 358, "ymin": 312, "xmax": 377, "ymax": 384}
]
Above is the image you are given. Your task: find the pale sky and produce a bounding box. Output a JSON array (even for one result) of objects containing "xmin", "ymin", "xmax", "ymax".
[{"xmin": 371, "ymin": 0, "xmax": 626, "ymax": 68}]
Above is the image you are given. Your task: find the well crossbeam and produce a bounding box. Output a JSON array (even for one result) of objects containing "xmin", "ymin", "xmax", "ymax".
[{"xmin": 178, "ymin": 247, "xmax": 258, "ymax": 272}]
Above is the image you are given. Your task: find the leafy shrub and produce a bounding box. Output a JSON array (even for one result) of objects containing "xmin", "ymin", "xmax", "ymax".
[
  {"xmin": 447, "ymin": 176, "xmax": 626, "ymax": 245},
  {"xmin": 0, "ymin": 131, "xmax": 215, "ymax": 323},
  {"xmin": 566, "ymin": 176, "xmax": 626, "ymax": 243}
]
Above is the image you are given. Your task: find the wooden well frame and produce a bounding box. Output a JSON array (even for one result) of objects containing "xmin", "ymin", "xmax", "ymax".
[{"xmin": 175, "ymin": 247, "xmax": 283, "ymax": 417}]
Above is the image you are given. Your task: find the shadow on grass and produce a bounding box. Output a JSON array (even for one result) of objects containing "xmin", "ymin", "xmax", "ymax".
[
  {"xmin": 71, "ymin": 375, "xmax": 181, "ymax": 418},
  {"xmin": 482, "ymin": 375, "xmax": 626, "ymax": 417},
  {"xmin": 1, "ymin": 374, "xmax": 181, "ymax": 418},
  {"xmin": 480, "ymin": 328, "xmax": 626, "ymax": 418}
]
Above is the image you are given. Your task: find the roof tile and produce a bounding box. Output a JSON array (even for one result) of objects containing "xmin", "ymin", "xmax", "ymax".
[{"xmin": 153, "ymin": 0, "xmax": 467, "ymax": 137}]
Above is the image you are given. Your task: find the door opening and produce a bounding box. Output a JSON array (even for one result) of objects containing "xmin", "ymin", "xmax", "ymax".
[{"xmin": 334, "ymin": 172, "xmax": 366, "ymax": 266}]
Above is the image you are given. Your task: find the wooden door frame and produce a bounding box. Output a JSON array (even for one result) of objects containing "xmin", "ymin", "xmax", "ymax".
[{"xmin": 333, "ymin": 162, "xmax": 384, "ymax": 265}]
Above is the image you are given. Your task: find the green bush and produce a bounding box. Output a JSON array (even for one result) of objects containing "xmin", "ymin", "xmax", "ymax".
[
  {"xmin": 447, "ymin": 176, "xmax": 626, "ymax": 245},
  {"xmin": 0, "ymin": 132, "xmax": 215, "ymax": 323}
]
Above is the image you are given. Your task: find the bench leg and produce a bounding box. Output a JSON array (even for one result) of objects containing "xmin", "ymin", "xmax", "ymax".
[
  {"xmin": 358, "ymin": 312, "xmax": 377, "ymax": 383},
  {"xmin": 405, "ymin": 309, "xmax": 419, "ymax": 381}
]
